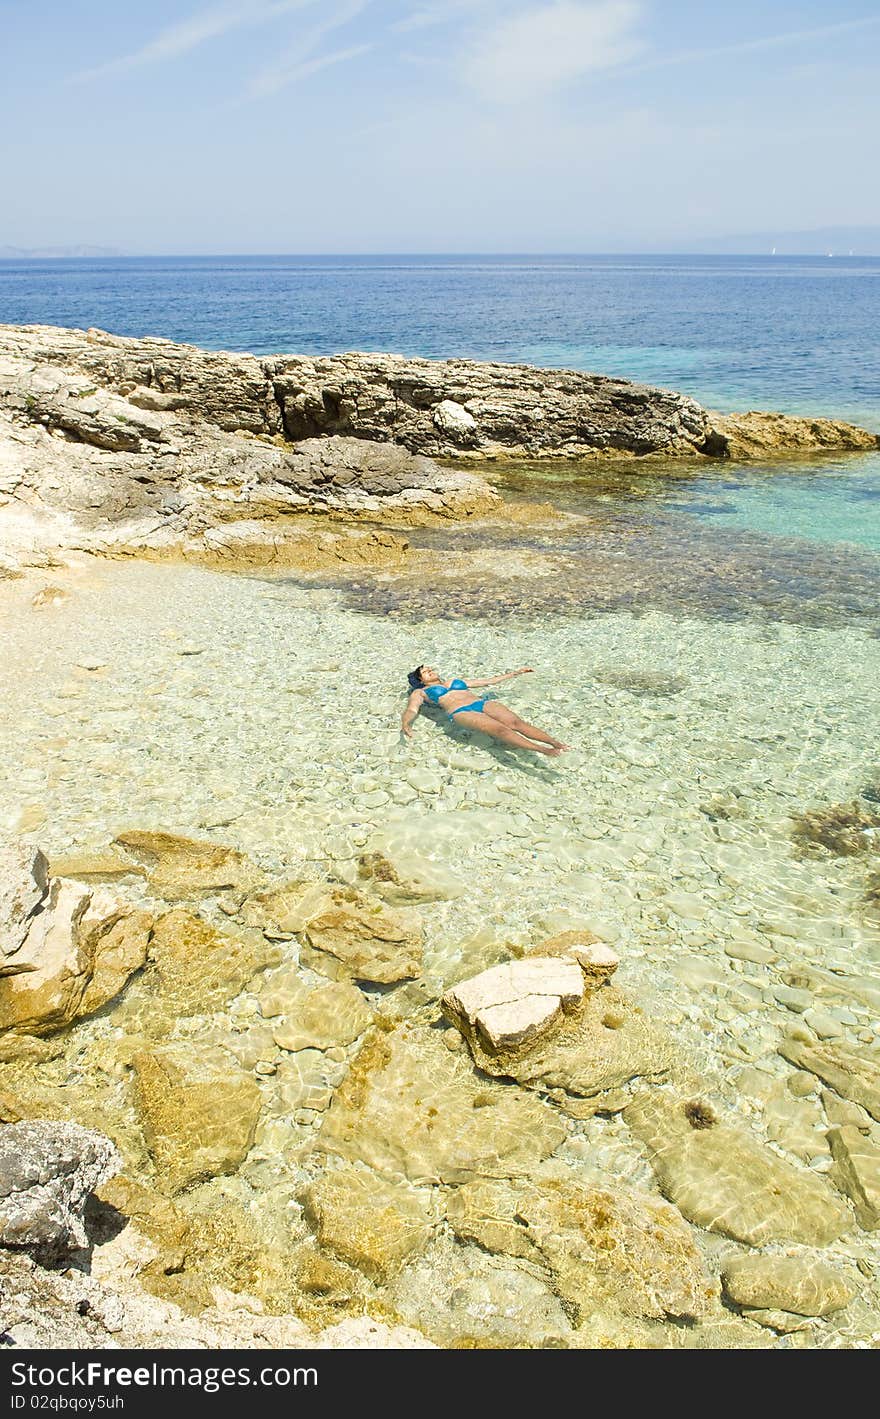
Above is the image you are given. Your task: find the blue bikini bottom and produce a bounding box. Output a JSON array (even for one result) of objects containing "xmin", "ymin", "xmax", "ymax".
[{"xmin": 449, "ymin": 699, "xmax": 487, "ymax": 718}]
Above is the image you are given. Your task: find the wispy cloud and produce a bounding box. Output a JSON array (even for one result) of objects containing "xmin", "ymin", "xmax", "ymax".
[
  {"xmin": 392, "ymin": 0, "xmax": 500, "ymax": 33},
  {"xmin": 69, "ymin": 0, "xmax": 318, "ymax": 84},
  {"xmin": 245, "ymin": 0, "xmax": 371, "ymax": 98},
  {"xmin": 623, "ymin": 12, "xmax": 880, "ymax": 77},
  {"xmin": 463, "ymin": 1, "xmax": 643, "ymax": 103}
]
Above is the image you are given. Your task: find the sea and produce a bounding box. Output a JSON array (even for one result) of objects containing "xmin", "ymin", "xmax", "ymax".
[{"xmin": 1, "ymin": 254, "xmax": 879, "ymax": 1347}]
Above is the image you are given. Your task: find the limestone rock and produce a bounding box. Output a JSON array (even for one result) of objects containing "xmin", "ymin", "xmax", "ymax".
[
  {"xmin": 113, "ymin": 830, "xmax": 255, "ymax": 901},
  {"xmin": 318, "ymin": 1023, "xmax": 566, "ymax": 1184},
  {"xmin": 0, "ymin": 842, "xmax": 49, "ymax": 967},
  {"xmin": 624, "ymin": 1091, "xmax": 849, "ymax": 1247},
  {"xmin": 707, "ymin": 410, "xmax": 879, "ymax": 460},
  {"xmin": 270, "ymin": 979, "xmax": 373, "ymax": 1052},
  {"xmin": 446, "ymin": 1173, "xmax": 717, "ymax": 1323},
  {"xmin": 0, "ymin": 1119, "xmax": 121, "ymax": 1262},
  {"xmin": 356, "ymin": 849, "xmax": 464, "ymax": 903},
  {"xmin": 827, "ymin": 1125, "xmax": 880, "ymax": 1229},
  {"xmin": 131, "ymin": 1047, "xmax": 262, "ymax": 1193},
  {"xmin": 49, "ymin": 845, "xmax": 143, "ymax": 884},
  {"xmin": 432, "ymin": 399, "xmax": 478, "ymax": 444},
  {"xmin": 92, "ymin": 1173, "xmax": 190, "ymax": 1279},
  {"xmin": 458, "ymin": 984, "xmax": 673, "ymax": 1098},
  {"xmin": 527, "ymin": 930, "xmax": 620, "ymax": 989},
  {"xmin": 740, "ymin": 1307, "xmax": 815, "ymax": 1334},
  {"xmin": 314, "ymin": 1317, "xmax": 437, "ymax": 1349},
  {"xmin": 239, "ymin": 880, "xmax": 332, "ymax": 936},
  {"xmin": 302, "ymin": 1165, "xmax": 437, "ymax": 1280},
  {"xmin": 389, "ymin": 1241, "xmax": 572, "ymax": 1348},
  {"xmin": 720, "ymin": 1253, "xmax": 858, "ymax": 1317},
  {"xmin": 0, "ymin": 879, "xmax": 151, "ymax": 1036},
  {"xmin": 136, "ymin": 907, "xmax": 275, "ymax": 1020},
  {"xmin": 302, "ymin": 889, "xmax": 423, "ymax": 984},
  {"xmin": 778, "ymin": 1034, "xmax": 880, "ymax": 1122},
  {"xmin": 443, "ymin": 956, "xmax": 585, "ymax": 1053}
]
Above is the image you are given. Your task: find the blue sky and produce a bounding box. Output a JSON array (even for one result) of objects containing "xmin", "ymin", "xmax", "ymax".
[{"xmin": 2, "ymin": 0, "xmax": 879, "ymax": 251}]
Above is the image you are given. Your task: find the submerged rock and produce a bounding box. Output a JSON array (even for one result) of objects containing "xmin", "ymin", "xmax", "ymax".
[
  {"xmin": 135, "ymin": 907, "xmax": 276, "ymax": 1021},
  {"xmin": 113, "ymin": 830, "xmax": 255, "ymax": 901},
  {"xmin": 446, "ymin": 1171, "xmax": 717, "ymax": 1324},
  {"xmin": 318, "ymin": 1023, "xmax": 566, "ymax": 1184},
  {"xmin": 131, "ymin": 1047, "xmax": 262, "ymax": 1194},
  {"xmin": 720, "ymin": 1254, "xmax": 858, "ymax": 1318},
  {"xmin": 0, "ymin": 1119, "xmax": 121, "ymax": 1263},
  {"xmin": 302, "ymin": 888, "xmax": 423, "ymax": 984},
  {"xmin": 624, "ymin": 1091, "xmax": 849, "ymax": 1247},
  {"xmin": 92, "ymin": 1173, "xmax": 190, "ymax": 1281},
  {"xmin": 269, "ymin": 979, "xmax": 373, "ymax": 1052},
  {"xmin": 389, "ymin": 1240, "xmax": 573, "ymax": 1348},
  {"xmin": 356, "ymin": 849, "xmax": 464, "ymax": 903},
  {"xmin": 455, "ymin": 983, "xmax": 673, "ymax": 1099},
  {"xmin": 778, "ymin": 1035, "xmax": 880, "ymax": 1122},
  {"xmin": 0, "ymin": 878, "xmax": 151, "ymax": 1037},
  {"xmin": 827, "ymin": 1126, "xmax": 880, "ymax": 1229},
  {"xmin": 301, "ymin": 1164, "xmax": 437, "ymax": 1281}
]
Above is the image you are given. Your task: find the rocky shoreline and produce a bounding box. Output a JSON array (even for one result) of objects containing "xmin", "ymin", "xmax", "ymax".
[
  {"xmin": 1, "ymin": 323, "xmax": 876, "ymax": 577},
  {"xmin": 1, "ymin": 828, "xmax": 878, "ymax": 1349}
]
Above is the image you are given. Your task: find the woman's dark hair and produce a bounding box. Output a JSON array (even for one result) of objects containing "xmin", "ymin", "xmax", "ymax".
[{"xmin": 407, "ymin": 666, "xmax": 425, "ymax": 690}]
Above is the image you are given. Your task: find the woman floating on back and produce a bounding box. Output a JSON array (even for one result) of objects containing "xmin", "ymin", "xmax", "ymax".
[{"xmin": 401, "ymin": 664, "xmax": 570, "ymax": 757}]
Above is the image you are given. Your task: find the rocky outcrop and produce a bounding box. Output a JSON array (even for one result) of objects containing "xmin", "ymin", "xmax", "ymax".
[
  {"xmin": 0, "ymin": 1248, "xmax": 436, "ymax": 1349},
  {"xmin": 2, "ymin": 323, "xmax": 875, "ymax": 573},
  {"xmin": 0, "ymin": 844, "xmax": 50, "ymax": 968},
  {"xmin": 452, "ymin": 980, "xmax": 672, "ymax": 1100},
  {"xmin": 707, "ymin": 411, "xmax": 878, "ymax": 460},
  {"xmin": 443, "ymin": 956, "xmax": 588, "ymax": 1052},
  {"xmin": 0, "ymin": 1120, "xmax": 121, "ymax": 1263}
]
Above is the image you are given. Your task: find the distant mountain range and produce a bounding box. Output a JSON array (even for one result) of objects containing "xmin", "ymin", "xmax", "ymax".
[
  {"xmin": 686, "ymin": 226, "xmax": 880, "ymax": 256},
  {"xmin": 0, "ymin": 244, "xmax": 126, "ymax": 259}
]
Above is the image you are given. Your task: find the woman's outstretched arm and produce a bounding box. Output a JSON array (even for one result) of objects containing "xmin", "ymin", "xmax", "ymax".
[
  {"xmin": 401, "ymin": 689, "xmax": 426, "ymax": 738},
  {"xmin": 466, "ymin": 666, "xmax": 534, "ymax": 689}
]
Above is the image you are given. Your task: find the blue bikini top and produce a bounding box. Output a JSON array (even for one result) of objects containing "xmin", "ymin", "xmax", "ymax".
[{"xmin": 423, "ymin": 678, "xmax": 467, "ymax": 703}]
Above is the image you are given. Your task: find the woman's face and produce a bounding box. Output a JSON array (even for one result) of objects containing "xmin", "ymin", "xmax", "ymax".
[{"xmin": 420, "ymin": 665, "xmax": 440, "ymax": 685}]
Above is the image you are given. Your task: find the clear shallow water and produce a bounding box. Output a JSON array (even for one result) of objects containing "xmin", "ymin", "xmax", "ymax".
[{"xmin": 2, "ymin": 548, "xmax": 879, "ymax": 1343}]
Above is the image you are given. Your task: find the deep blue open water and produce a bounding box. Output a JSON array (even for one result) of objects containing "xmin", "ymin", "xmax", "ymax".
[{"xmin": 1, "ymin": 253, "xmax": 878, "ymax": 552}]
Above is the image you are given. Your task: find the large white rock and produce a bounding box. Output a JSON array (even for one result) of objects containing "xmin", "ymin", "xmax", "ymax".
[
  {"xmin": 443, "ymin": 956, "xmax": 588, "ymax": 1053},
  {"xmin": 432, "ymin": 400, "xmax": 477, "ymax": 442}
]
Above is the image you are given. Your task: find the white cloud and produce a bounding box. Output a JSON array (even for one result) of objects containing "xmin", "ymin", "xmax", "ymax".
[
  {"xmin": 245, "ymin": 0, "xmax": 372, "ymax": 97},
  {"xmin": 70, "ymin": 0, "xmax": 319, "ymax": 83},
  {"xmin": 463, "ymin": 0, "xmax": 643, "ymax": 103}
]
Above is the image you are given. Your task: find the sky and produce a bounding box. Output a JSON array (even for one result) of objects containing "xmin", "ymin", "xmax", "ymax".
[{"xmin": 2, "ymin": 0, "xmax": 879, "ymax": 252}]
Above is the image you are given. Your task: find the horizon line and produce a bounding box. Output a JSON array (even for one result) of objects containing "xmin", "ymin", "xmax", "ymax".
[{"xmin": 3, "ymin": 248, "xmax": 880, "ymax": 260}]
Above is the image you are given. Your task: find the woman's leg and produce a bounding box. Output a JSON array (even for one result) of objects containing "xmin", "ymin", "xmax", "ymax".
[
  {"xmin": 483, "ymin": 701, "xmax": 570, "ymax": 750},
  {"xmin": 451, "ymin": 709, "xmax": 562, "ymax": 756}
]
